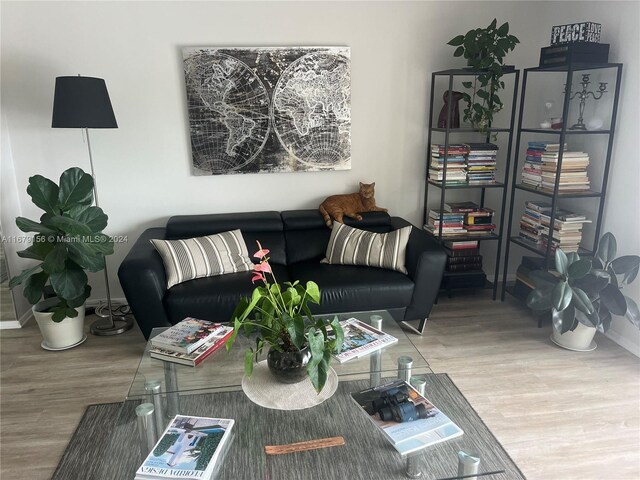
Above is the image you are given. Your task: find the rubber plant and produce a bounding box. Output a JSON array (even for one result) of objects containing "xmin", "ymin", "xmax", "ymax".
[
  {"xmin": 9, "ymin": 167, "xmax": 113, "ymax": 321},
  {"xmin": 526, "ymin": 233, "xmax": 640, "ymax": 334},
  {"xmin": 447, "ymin": 19, "xmax": 519, "ymax": 136},
  {"xmin": 226, "ymin": 241, "xmax": 344, "ymax": 393}
]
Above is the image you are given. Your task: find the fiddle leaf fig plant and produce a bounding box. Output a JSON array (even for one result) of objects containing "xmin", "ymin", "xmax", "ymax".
[
  {"xmin": 527, "ymin": 233, "xmax": 640, "ymax": 334},
  {"xmin": 226, "ymin": 242, "xmax": 344, "ymax": 393},
  {"xmin": 448, "ymin": 19, "xmax": 519, "ymax": 136},
  {"xmin": 9, "ymin": 167, "xmax": 114, "ymax": 321}
]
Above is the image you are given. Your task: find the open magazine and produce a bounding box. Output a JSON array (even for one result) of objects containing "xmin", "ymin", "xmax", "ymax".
[
  {"xmin": 351, "ymin": 380, "xmax": 463, "ymax": 455},
  {"xmin": 136, "ymin": 415, "xmax": 234, "ymax": 480},
  {"xmin": 333, "ymin": 317, "xmax": 398, "ymax": 363}
]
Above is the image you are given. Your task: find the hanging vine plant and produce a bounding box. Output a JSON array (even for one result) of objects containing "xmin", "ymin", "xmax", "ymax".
[{"xmin": 447, "ymin": 19, "xmax": 519, "ymax": 136}]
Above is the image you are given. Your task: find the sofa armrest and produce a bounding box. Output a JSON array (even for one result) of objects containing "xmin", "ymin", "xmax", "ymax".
[
  {"xmin": 117, "ymin": 227, "xmax": 170, "ymax": 339},
  {"xmin": 391, "ymin": 217, "xmax": 446, "ymax": 321}
]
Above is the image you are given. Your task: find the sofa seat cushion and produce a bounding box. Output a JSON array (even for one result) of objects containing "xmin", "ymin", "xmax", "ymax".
[
  {"xmin": 164, "ymin": 265, "xmax": 290, "ymax": 324},
  {"xmin": 287, "ymin": 262, "xmax": 414, "ymax": 314}
]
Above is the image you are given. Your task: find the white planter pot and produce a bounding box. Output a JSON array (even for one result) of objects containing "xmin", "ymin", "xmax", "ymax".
[
  {"xmin": 33, "ymin": 297, "xmax": 85, "ymax": 350},
  {"xmin": 551, "ymin": 322, "xmax": 597, "ymax": 351}
]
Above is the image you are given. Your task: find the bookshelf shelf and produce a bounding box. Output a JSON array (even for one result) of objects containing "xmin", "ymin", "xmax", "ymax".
[
  {"xmin": 510, "ymin": 236, "xmax": 592, "ymax": 258},
  {"xmin": 520, "ymin": 128, "xmax": 611, "ymax": 135},
  {"xmin": 423, "ymin": 69, "xmax": 520, "ymax": 300},
  {"xmin": 427, "ymin": 233, "xmax": 500, "ymax": 242},
  {"xmin": 501, "ymin": 62, "xmax": 623, "ymax": 305},
  {"xmin": 514, "ymin": 183, "xmax": 603, "ymax": 198},
  {"xmin": 427, "ymin": 180, "xmax": 506, "ymax": 190},
  {"xmin": 432, "ymin": 127, "xmax": 511, "ymax": 133}
]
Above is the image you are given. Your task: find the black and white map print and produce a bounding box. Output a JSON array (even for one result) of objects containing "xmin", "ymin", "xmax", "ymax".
[{"xmin": 182, "ymin": 47, "xmax": 351, "ymax": 175}]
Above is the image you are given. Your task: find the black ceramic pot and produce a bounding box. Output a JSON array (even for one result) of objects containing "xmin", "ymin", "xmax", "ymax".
[{"xmin": 267, "ymin": 346, "xmax": 312, "ymax": 384}]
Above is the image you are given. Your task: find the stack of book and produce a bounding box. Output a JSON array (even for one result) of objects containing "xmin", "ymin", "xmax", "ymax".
[
  {"xmin": 540, "ymin": 151, "xmax": 590, "ymax": 193},
  {"xmin": 149, "ymin": 318, "xmax": 234, "ymax": 366},
  {"xmin": 512, "ymin": 256, "xmax": 559, "ymax": 301},
  {"xmin": 465, "ymin": 143, "xmax": 498, "ymax": 184},
  {"xmin": 521, "ymin": 141, "xmax": 567, "ymax": 189},
  {"xmin": 424, "ymin": 209, "xmax": 466, "ymax": 237},
  {"xmin": 539, "ymin": 208, "xmax": 591, "ymax": 252},
  {"xmin": 429, "ymin": 144, "xmax": 467, "ymax": 184},
  {"xmin": 446, "ymin": 201, "xmax": 496, "ymax": 237},
  {"xmin": 518, "ymin": 200, "xmax": 591, "ymax": 252},
  {"xmin": 444, "ymin": 240, "xmax": 482, "ymax": 272}
]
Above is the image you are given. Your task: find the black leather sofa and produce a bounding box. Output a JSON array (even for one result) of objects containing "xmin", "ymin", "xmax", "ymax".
[{"xmin": 118, "ymin": 210, "xmax": 446, "ymax": 339}]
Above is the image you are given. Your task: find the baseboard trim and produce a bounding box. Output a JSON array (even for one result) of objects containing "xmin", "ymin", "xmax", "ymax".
[
  {"xmin": 0, "ymin": 309, "xmax": 32, "ymax": 329},
  {"xmin": 605, "ymin": 329, "xmax": 640, "ymax": 357},
  {"xmin": 0, "ymin": 298, "xmax": 129, "ymax": 330}
]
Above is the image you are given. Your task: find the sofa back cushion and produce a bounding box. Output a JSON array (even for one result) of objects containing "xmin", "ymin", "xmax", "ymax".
[
  {"xmin": 282, "ymin": 210, "xmax": 393, "ymax": 264},
  {"xmin": 166, "ymin": 211, "xmax": 286, "ymax": 265}
]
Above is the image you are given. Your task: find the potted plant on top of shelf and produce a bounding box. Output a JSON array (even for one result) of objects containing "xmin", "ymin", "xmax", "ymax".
[
  {"xmin": 526, "ymin": 232, "xmax": 640, "ymax": 351},
  {"xmin": 9, "ymin": 167, "xmax": 114, "ymax": 350},
  {"xmin": 447, "ymin": 19, "xmax": 520, "ymax": 136}
]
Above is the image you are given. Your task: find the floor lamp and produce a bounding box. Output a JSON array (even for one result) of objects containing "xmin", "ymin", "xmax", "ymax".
[{"xmin": 52, "ymin": 75, "xmax": 134, "ymax": 335}]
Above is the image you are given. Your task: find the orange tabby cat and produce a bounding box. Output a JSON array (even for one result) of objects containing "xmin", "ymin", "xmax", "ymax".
[{"xmin": 319, "ymin": 182, "xmax": 388, "ymax": 228}]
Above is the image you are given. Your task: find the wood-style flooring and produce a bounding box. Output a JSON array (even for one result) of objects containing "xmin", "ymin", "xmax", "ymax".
[{"xmin": 1, "ymin": 291, "xmax": 638, "ymax": 479}]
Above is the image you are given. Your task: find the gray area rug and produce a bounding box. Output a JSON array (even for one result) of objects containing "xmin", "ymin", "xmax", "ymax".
[{"xmin": 52, "ymin": 373, "xmax": 526, "ymax": 480}]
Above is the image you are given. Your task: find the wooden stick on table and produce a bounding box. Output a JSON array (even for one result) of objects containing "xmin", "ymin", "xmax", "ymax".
[{"xmin": 264, "ymin": 436, "xmax": 346, "ymax": 455}]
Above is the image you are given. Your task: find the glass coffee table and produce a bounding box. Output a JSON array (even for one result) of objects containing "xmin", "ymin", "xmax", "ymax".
[{"xmin": 98, "ymin": 310, "xmax": 517, "ymax": 479}]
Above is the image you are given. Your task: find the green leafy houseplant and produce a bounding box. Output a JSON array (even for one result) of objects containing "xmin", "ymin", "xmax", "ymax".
[
  {"xmin": 226, "ymin": 242, "xmax": 344, "ymax": 393},
  {"xmin": 447, "ymin": 19, "xmax": 519, "ymax": 135},
  {"xmin": 9, "ymin": 167, "xmax": 114, "ymax": 321},
  {"xmin": 527, "ymin": 233, "xmax": 640, "ymax": 334}
]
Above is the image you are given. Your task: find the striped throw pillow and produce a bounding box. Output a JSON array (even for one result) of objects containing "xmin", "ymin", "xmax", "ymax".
[
  {"xmin": 150, "ymin": 229, "xmax": 253, "ymax": 288},
  {"xmin": 321, "ymin": 223, "xmax": 412, "ymax": 274}
]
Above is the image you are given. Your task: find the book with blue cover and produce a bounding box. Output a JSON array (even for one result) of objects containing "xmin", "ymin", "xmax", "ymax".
[{"xmin": 351, "ymin": 379, "xmax": 463, "ymax": 455}]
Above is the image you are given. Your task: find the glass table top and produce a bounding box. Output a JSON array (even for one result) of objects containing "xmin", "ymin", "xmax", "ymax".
[{"xmin": 126, "ymin": 309, "xmax": 432, "ymax": 399}]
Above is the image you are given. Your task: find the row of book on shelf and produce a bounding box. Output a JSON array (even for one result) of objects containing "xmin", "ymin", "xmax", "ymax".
[
  {"xmin": 424, "ymin": 201, "xmax": 496, "ymax": 238},
  {"xmin": 138, "ymin": 318, "xmax": 463, "ymax": 479},
  {"xmin": 518, "ymin": 200, "xmax": 590, "ymax": 253},
  {"xmin": 521, "ymin": 141, "xmax": 591, "ymax": 193},
  {"xmin": 430, "ymin": 143, "xmax": 498, "ymax": 185}
]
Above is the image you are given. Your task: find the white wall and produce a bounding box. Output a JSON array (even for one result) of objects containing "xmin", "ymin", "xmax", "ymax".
[{"xmin": 1, "ymin": 1, "xmax": 638, "ymax": 353}]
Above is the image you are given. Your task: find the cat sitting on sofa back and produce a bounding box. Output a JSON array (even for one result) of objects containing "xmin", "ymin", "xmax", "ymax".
[{"xmin": 319, "ymin": 182, "xmax": 388, "ymax": 228}]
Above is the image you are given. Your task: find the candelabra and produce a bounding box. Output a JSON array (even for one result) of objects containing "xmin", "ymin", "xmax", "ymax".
[{"xmin": 563, "ymin": 74, "xmax": 607, "ymax": 130}]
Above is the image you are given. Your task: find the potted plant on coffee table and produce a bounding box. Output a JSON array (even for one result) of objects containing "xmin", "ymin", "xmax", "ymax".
[
  {"xmin": 226, "ymin": 242, "xmax": 344, "ymax": 393},
  {"xmin": 447, "ymin": 19, "xmax": 519, "ymax": 136},
  {"xmin": 9, "ymin": 167, "xmax": 114, "ymax": 350},
  {"xmin": 526, "ymin": 232, "xmax": 640, "ymax": 351}
]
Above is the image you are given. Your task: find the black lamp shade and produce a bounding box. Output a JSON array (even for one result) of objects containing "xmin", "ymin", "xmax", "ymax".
[{"xmin": 52, "ymin": 76, "xmax": 117, "ymax": 128}]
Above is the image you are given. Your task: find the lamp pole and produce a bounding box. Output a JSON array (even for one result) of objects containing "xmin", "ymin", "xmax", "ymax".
[{"xmin": 85, "ymin": 128, "xmax": 133, "ymax": 335}]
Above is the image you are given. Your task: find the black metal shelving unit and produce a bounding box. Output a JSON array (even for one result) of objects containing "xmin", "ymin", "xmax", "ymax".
[
  {"xmin": 500, "ymin": 62, "xmax": 623, "ymax": 301},
  {"xmin": 423, "ymin": 68, "xmax": 520, "ymax": 300}
]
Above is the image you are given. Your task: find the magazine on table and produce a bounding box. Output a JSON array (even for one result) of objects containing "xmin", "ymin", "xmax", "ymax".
[
  {"xmin": 150, "ymin": 318, "xmax": 228, "ymax": 354},
  {"xmin": 351, "ymin": 379, "xmax": 463, "ymax": 455},
  {"xmin": 333, "ymin": 317, "xmax": 398, "ymax": 363},
  {"xmin": 150, "ymin": 325, "xmax": 233, "ymax": 366},
  {"xmin": 135, "ymin": 415, "xmax": 234, "ymax": 480}
]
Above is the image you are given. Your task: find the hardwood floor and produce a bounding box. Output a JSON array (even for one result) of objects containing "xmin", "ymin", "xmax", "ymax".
[{"xmin": 1, "ymin": 291, "xmax": 638, "ymax": 479}]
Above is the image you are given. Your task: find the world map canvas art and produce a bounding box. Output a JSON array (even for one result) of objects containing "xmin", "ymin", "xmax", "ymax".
[{"xmin": 182, "ymin": 46, "xmax": 351, "ymax": 175}]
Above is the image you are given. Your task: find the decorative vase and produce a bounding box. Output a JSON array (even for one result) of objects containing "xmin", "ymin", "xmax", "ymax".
[
  {"xmin": 33, "ymin": 297, "xmax": 85, "ymax": 349},
  {"xmin": 551, "ymin": 322, "xmax": 597, "ymax": 351},
  {"xmin": 267, "ymin": 346, "xmax": 312, "ymax": 384}
]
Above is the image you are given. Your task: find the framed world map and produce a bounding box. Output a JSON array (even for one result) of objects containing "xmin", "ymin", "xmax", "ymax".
[{"xmin": 182, "ymin": 46, "xmax": 351, "ymax": 175}]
